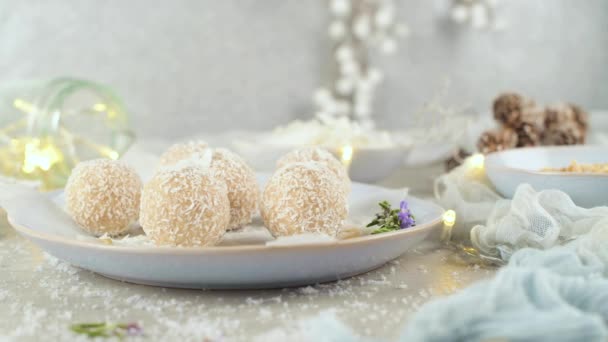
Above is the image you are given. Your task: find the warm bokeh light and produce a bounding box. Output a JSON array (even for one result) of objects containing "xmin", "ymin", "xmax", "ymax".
[
  {"xmin": 22, "ymin": 140, "xmax": 62, "ymax": 173},
  {"xmin": 340, "ymin": 144, "xmax": 353, "ymax": 164},
  {"xmin": 108, "ymin": 150, "xmax": 119, "ymax": 160},
  {"xmin": 92, "ymin": 103, "xmax": 107, "ymax": 112},
  {"xmin": 442, "ymin": 209, "xmax": 456, "ymax": 227},
  {"xmin": 468, "ymin": 153, "xmax": 485, "ymax": 170},
  {"xmin": 13, "ymin": 98, "xmax": 35, "ymax": 113}
]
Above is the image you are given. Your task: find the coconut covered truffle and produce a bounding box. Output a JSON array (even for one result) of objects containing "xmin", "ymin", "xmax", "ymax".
[
  {"xmin": 261, "ymin": 162, "xmax": 348, "ymax": 237},
  {"xmin": 65, "ymin": 159, "xmax": 142, "ymax": 236},
  {"xmin": 140, "ymin": 161, "xmax": 230, "ymax": 247},
  {"xmin": 159, "ymin": 141, "xmax": 259, "ymax": 229},
  {"xmin": 158, "ymin": 140, "xmax": 209, "ymax": 167},
  {"xmin": 211, "ymin": 148, "xmax": 259, "ymax": 229},
  {"xmin": 276, "ymin": 147, "xmax": 351, "ymax": 195}
]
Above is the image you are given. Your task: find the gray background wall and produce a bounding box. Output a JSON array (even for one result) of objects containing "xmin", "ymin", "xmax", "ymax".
[{"xmin": 1, "ymin": 0, "xmax": 607, "ymax": 139}]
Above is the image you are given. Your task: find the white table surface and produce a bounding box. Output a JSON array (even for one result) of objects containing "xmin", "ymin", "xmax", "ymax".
[{"xmin": 0, "ymin": 164, "xmax": 496, "ymax": 341}]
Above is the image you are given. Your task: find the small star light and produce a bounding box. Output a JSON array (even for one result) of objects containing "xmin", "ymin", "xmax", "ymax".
[{"xmin": 340, "ymin": 144, "xmax": 354, "ymax": 167}]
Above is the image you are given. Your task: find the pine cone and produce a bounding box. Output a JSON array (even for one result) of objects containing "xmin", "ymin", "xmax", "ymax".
[
  {"xmin": 477, "ymin": 128, "xmax": 518, "ymax": 154},
  {"xmin": 445, "ymin": 149, "xmax": 471, "ymax": 172},
  {"xmin": 520, "ymin": 105, "xmax": 546, "ymax": 131},
  {"xmin": 568, "ymin": 103, "xmax": 588, "ymax": 132},
  {"xmin": 542, "ymin": 121, "xmax": 585, "ymax": 145},
  {"xmin": 493, "ymin": 92, "xmax": 536, "ymax": 128},
  {"xmin": 545, "ymin": 104, "xmax": 575, "ymax": 130},
  {"xmin": 543, "ymin": 103, "xmax": 588, "ymax": 145},
  {"xmin": 515, "ymin": 122, "xmax": 541, "ymax": 147}
]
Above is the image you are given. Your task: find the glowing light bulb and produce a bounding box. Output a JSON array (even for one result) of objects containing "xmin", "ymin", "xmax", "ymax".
[
  {"xmin": 468, "ymin": 153, "xmax": 485, "ymax": 170},
  {"xmin": 442, "ymin": 209, "xmax": 456, "ymax": 227},
  {"xmin": 22, "ymin": 141, "xmax": 62, "ymax": 173},
  {"xmin": 13, "ymin": 98, "xmax": 35, "ymax": 113},
  {"xmin": 340, "ymin": 145, "xmax": 353, "ymax": 165},
  {"xmin": 92, "ymin": 103, "xmax": 107, "ymax": 112},
  {"xmin": 108, "ymin": 151, "xmax": 119, "ymax": 160}
]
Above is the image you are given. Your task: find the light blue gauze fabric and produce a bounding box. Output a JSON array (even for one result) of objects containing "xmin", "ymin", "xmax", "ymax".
[{"xmin": 400, "ymin": 221, "xmax": 608, "ymax": 342}]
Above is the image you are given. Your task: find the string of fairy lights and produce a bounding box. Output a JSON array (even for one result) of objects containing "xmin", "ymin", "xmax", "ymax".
[{"xmin": 0, "ymin": 79, "xmax": 133, "ymax": 189}]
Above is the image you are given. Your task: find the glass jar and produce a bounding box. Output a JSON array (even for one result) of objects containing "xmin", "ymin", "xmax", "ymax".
[{"xmin": 0, "ymin": 78, "xmax": 135, "ymax": 190}]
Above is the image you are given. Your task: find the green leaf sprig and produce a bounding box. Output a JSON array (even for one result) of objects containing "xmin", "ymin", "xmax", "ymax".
[
  {"xmin": 70, "ymin": 322, "xmax": 143, "ymax": 339},
  {"xmin": 367, "ymin": 200, "xmax": 402, "ymax": 234}
]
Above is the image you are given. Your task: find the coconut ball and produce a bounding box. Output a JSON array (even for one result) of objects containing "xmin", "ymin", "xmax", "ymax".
[
  {"xmin": 65, "ymin": 159, "xmax": 142, "ymax": 236},
  {"xmin": 158, "ymin": 140, "xmax": 209, "ymax": 167},
  {"xmin": 261, "ymin": 162, "xmax": 348, "ymax": 237},
  {"xmin": 140, "ymin": 162, "xmax": 230, "ymax": 247},
  {"xmin": 276, "ymin": 147, "xmax": 351, "ymax": 195},
  {"xmin": 211, "ymin": 148, "xmax": 259, "ymax": 229}
]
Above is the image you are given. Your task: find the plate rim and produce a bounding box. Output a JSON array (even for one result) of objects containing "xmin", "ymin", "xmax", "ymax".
[{"xmin": 8, "ymin": 197, "xmax": 444, "ymax": 256}]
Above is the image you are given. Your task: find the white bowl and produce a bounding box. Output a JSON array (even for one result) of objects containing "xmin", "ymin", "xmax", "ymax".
[
  {"xmin": 232, "ymin": 135, "xmax": 409, "ymax": 183},
  {"xmin": 485, "ymin": 145, "xmax": 608, "ymax": 208},
  {"xmin": 6, "ymin": 181, "xmax": 444, "ymax": 289}
]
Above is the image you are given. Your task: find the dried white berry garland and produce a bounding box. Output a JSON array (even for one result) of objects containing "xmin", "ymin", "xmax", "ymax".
[
  {"xmin": 448, "ymin": 0, "xmax": 506, "ymax": 30},
  {"xmin": 313, "ymin": 0, "xmax": 408, "ymax": 129}
]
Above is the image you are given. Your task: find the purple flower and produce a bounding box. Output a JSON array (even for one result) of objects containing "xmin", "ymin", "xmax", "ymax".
[
  {"xmin": 125, "ymin": 323, "xmax": 143, "ymax": 336},
  {"xmin": 398, "ymin": 200, "xmax": 415, "ymax": 228}
]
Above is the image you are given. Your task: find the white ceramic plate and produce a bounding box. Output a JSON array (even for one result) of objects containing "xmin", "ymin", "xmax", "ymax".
[
  {"xmin": 485, "ymin": 145, "xmax": 608, "ymax": 208},
  {"xmin": 5, "ymin": 182, "xmax": 443, "ymax": 289}
]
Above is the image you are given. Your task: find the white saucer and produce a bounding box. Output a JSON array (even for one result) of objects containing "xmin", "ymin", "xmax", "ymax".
[{"xmin": 5, "ymin": 182, "xmax": 444, "ymax": 289}]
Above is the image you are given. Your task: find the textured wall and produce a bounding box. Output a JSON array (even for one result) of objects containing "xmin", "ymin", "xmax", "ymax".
[{"xmin": 1, "ymin": 1, "xmax": 607, "ymax": 139}]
